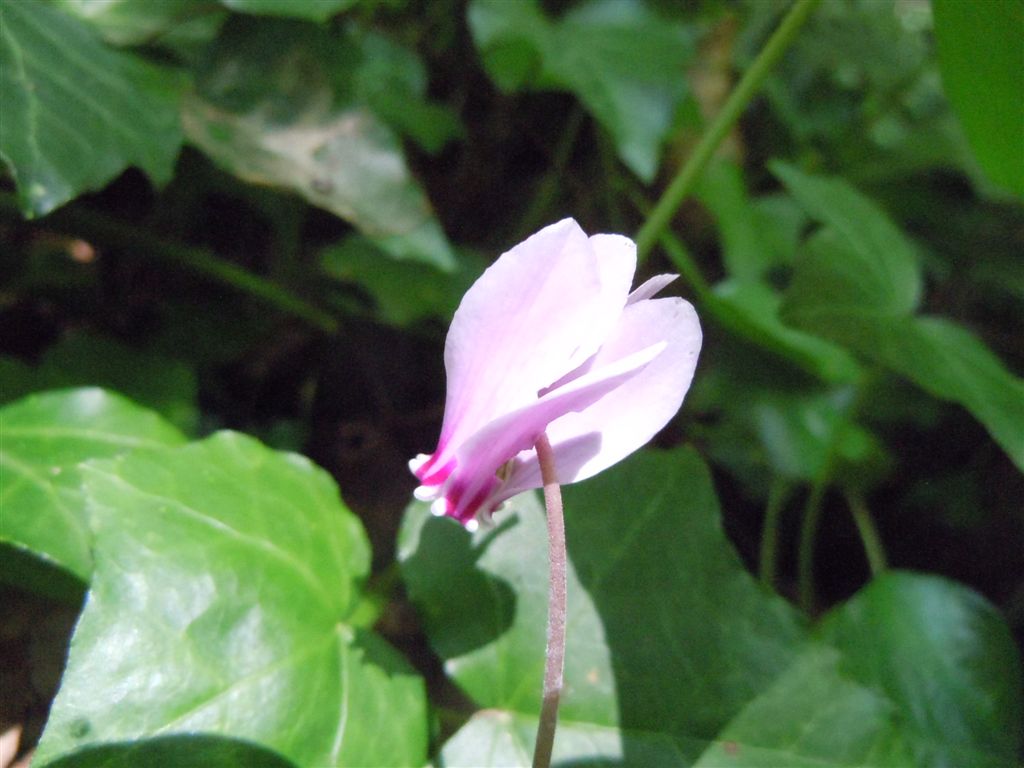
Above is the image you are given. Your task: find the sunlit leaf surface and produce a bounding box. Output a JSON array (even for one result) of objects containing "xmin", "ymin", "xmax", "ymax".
[
  {"xmin": 0, "ymin": 388, "xmax": 185, "ymax": 584},
  {"xmin": 0, "ymin": 0, "xmax": 184, "ymax": 216},
  {"xmin": 183, "ymin": 18, "xmax": 456, "ymax": 269},
  {"xmin": 34, "ymin": 432, "xmax": 427, "ymax": 768}
]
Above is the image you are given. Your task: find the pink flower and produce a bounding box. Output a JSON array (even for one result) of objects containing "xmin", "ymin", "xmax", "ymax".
[{"xmin": 410, "ymin": 218, "xmax": 702, "ymax": 528}]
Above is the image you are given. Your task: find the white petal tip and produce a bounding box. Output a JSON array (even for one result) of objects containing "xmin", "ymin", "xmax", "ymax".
[
  {"xmin": 408, "ymin": 454, "xmax": 431, "ymax": 474},
  {"xmin": 414, "ymin": 485, "xmax": 439, "ymax": 502},
  {"xmin": 464, "ymin": 519, "xmax": 479, "ymax": 533},
  {"xmin": 430, "ymin": 498, "xmax": 448, "ymax": 517}
]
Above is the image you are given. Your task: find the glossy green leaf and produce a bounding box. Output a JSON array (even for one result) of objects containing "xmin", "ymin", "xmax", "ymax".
[
  {"xmin": 440, "ymin": 710, "xmax": 688, "ymax": 767},
  {"xmin": 710, "ymin": 280, "xmax": 863, "ymax": 384},
  {"xmin": 219, "ymin": 0, "xmax": 354, "ymax": 21},
  {"xmin": 468, "ymin": 0, "xmax": 694, "ymax": 181},
  {"xmin": 933, "ymin": 0, "xmax": 1024, "ymax": 197},
  {"xmin": 692, "ymin": 645, "xmax": 912, "ymax": 767},
  {"xmin": 697, "ymin": 162, "xmax": 803, "ymax": 282},
  {"xmin": 0, "ymin": 333, "xmax": 198, "ymax": 433},
  {"xmin": 772, "ymin": 162, "xmax": 922, "ymax": 315},
  {"xmin": 53, "ymin": 0, "xmax": 221, "ymax": 48},
  {"xmin": 354, "ymin": 30, "xmax": 463, "ymax": 154},
  {"xmin": 183, "ymin": 18, "xmax": 455, "ymax": 269},
  {"xmin": 820, "ymin": 571, "xmax": 1023, "ymax": 768},
  {"xmin": 0, "ymin": 388, "xmax": 185, "ymax": 583},
  {"xmin": 820, "ymin": 314, "xmax": 1024, "ymax": 469},
  {"xmin": 34, "ymin": 431, "xmax": 427, "ymax": 768},
  {"xmin": 777, "ymin": 166, "xmax": 1024, "ymax": 470},
  {"xmin": 0, "ymin": 0, "xmax": 184, "ymax": 217},
  {"xmin": 401, "ymin": 448, "xmax": 809, "ymax": 763},
  {"xmin": 43, "ymin": 735, "xmax": 296, "ymax": 768}
]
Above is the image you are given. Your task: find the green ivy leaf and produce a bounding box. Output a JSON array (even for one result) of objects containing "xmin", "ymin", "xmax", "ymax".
[
  {"xmin": 696, "ymin": 162, "xmax": 807, "ymax": 283},
  {"xmin": 776, "ymin": 164, "xmax": 1024, "ymax": 470},
  {"xmin": 820, "ymin": 572, "xmax": 1023, "ymax": 768},
  {"xmin": 400, "ymin": 448, "xmax": 809, "ymax": 763},
  {"xmin": 691, "ymin": 645, "xmax": 912, "ymax": 767},
  {"xmin": 469, "ymin": 0, "xmax": 694, "ymax": 181},
  {"xmin": 219, "ymin": 0, "xmax": 355, "ymax": 22},
  {"xmin": 0, "ymin": 388, "xmax": 185, "ymax": 585},
  {"xmin": 772, "ymin": 162, "xmax": 922, "ymax": 315},
  {"xmin": 0, "ymin": 0, "xmax": 185, "ymax": 217},
  {"xmin": 933, "ymin": 0, "xmax": 1024, "ymax": 197},
  {"xmin": 0, "ymin": 332, "xmax": 199, "ymax": 434},
  {"xmin": 183, "ymin": 17, "xmax": 456, "ymax": 270},
  {"xmin": 354, "ymin": 30, "xmax": 463, "ymax": 155},
  {"xmin": 403, "ymin": 447, "xmax": 1021, "ymax": 765},
  {"xmin": 709, "ymin": 280, "xmax": 863, "ymax": 384},
  {"xmin": 34, "ymin": 431, "xmax": 427, "ymax": 768},
  {"xmin": 53, "ymin": 0, "xmax": 222, "ymax": 49},
  {"xmin": 440, "ymin": 710, "xmax": 689, "ymax": 767}
]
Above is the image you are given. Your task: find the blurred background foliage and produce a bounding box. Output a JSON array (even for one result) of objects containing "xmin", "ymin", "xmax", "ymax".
[{"xmin": 1, "ymin": 0, "xmax": 1022, "ymax": 764}]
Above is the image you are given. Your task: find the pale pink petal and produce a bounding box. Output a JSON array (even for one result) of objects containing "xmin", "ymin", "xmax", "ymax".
[
  {"xmin": 560, "ymin": 234, "xmax": 637, "ymax": 371},
  {"xmin": 423, "ymin": 219, "xmax": 633, "ymax": 478},
  {"xmin": 436, "ymin": 340, "xmax": 667, "ymax": 523},
  {"xmin": 627, "ymin": 273, "xmax": 677, "ymax": 304},
  {"xmin": 499, "ymin": 297, "xmax": 701, "ymax": 498}
]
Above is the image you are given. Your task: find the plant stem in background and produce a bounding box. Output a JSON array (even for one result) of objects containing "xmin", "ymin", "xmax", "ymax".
[
  {"xmin": 0, "ymin": 191, "xmax": 338, "ymax": 333},
  {"xmin": 797, "ymin": 478, "xmax": 829, "ymax": 613},
  {"xmin": 635, "ymin": 0, "xmax": 821, "ymax": 261},
  {"xmin": 845, "ymin": 489, "xmax": 888, "ymax": 576},
  {"xmin": 533, "ymin": 432, "xmax": 567, "ymax": 768},
  {"xmin": 759, "ymin": 479, "xmax": 793, "ymax": 588}
]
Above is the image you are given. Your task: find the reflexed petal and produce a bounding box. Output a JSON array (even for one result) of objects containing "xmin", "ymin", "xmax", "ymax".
[
  {"xmin": 500, "ymin": 297, "xmax": 701, "ymax": 498},
  {"xmin": 628, "ymin": 273, "xmax": 677, "ymax": 304},
  {"xmin": 430, "ymin": 219, "xmax": 633, "ymax": 469},
  {"xmin": 442, "ymin": 340, "xmax": 667, "ymax": 521}
]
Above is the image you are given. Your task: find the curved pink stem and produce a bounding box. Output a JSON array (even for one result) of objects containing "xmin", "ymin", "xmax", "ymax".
[{"xmin": 533, "ymin": 432, "xmax": 566, "ymax": 768}]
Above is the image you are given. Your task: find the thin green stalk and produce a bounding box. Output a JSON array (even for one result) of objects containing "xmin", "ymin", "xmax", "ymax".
[
  {"xmin": 635, "ymin": 0, "xmax": 821, "ymax": 261},
  {"xmin": 0, "ymin": 191, "xmax": 338, "ymax": 332},
  {"xmin": 796, "ymin": 370, "xmax": 880, "ymax": 612},
  {"xmin": 759, "ymin": 479, "xmax": 792, "ymax": 588},
  {"xmin": 844, "ymin": 489, "xmax": 887, "ymax": 576},
  {"xmin": 796, "ymin": 478, "xmax": 829, "ymax": 613}
]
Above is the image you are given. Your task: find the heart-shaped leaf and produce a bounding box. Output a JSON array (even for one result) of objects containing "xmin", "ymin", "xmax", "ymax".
[
  {"xmin": 0, "ymin": 1, "xmax": 184, "ymax": 217},
  {"xmin": 401, "ymin": 448, "xmax": 809, "ymax": 763},
  {"xmin": 0, "ymin": 388, "xmax": 185, "ymax": 587},
  {"xmin": 469, "ymin": 0, "xmax": 694, "ymax": 182},
  {"xmin": 402, "ymin": 447, "xmax": 1021, "ymax": 766},
  {"xmin": 820, "ymin": 571, "xmax": 1023, "ymax": 768},
  {"xmin": 34, "ymin": 431, "xmax": 427, "ymax": 768},
  {"xmin": 183, "ymin": 18, "xmax": 455, "ymax": 270},
  {"xmin": 776, "ymin": 164, "xmax": 1024, "ymax": 470}
]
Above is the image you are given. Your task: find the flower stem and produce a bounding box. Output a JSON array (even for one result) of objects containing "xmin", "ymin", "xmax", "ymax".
[
  {"xmin": 796, "ymin": 479, "xmax": 828, "ymax": 613},
  {"xmin": 759, "ymin": 478, "xmax": 792, "ymax": 588},
  {"xmin": 635, "ymin": 0, "xmax": 820, "ymax": 262},
  {"xmin": 844, "ymin": 489, "xmax": 887, "ymax": 576},
  {"xmin": 533, "ymin": 432, "xmax": 566, "ymax": 768}
]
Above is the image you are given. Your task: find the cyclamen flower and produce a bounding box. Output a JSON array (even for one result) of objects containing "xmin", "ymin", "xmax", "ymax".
[{"xmin": 410, "ymin": 218, "xmax": 701, "ymax": 528}]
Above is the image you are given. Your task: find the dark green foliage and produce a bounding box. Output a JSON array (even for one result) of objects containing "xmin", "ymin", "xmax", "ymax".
[{"xmin": 1, "ymin": 1, "xmax": 1021, "ymax": 766}]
